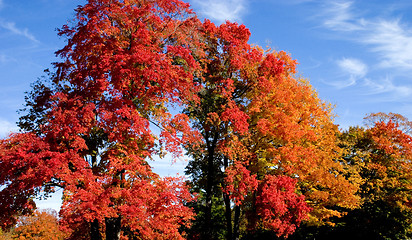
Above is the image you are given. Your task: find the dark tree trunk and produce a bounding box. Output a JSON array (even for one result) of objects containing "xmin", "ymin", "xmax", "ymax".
[
  {"xmin": 105, "ymin": 216, "xmax": 122, "ymax": 240},
  {"xmin": 247, "ymin": 192, "xmax": 258, "ymax": 231},
  {"xmin": 233, "ymin": 205, "xmax": 241, "ymax": 240},
  {"xmin": 223, "ymin": 156, "xmax": 233, "ymax": 240},
  {"xmin": 204, "ymin": 150, "xmax": 214, "ymax": 238},
  {"xmin": 89, "ymin": 143, "xmax": 102, "ymax": 240},
  {"xmin": 224, "ymin": 193, "xmax": 233, "ymax": 240},
  {"xmin": 205, "ymin": 132, "xmax": 219, "ymax": 238},
  {"xmin": 90, "ymin": 219, "xmax": 102, "ymax": 240}
]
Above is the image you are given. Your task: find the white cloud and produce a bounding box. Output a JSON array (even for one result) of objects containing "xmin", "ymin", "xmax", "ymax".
[
  {"xmin": 0, "ymin": 119, "xmax": 18, "ymax": 138},
  {"xmin": 0, "ymin": 53, "xmax": 16, "ymax": 64},
  {"xmin": 320, "ymin": 1, "xmax": 412, "ymax": 71},
  {"xmin": 325, "ymin": 76, "xmax": 356, "ymax": 89},
  {"xmin": 322, "ymin": 1, "xmax": 364, "ymax": 31},
  {"xmin": 337, "ymin": 57, "xmax": 368, "ymax": 77},
  {"xmin": 363, "ymin": 19, "xmax": 412, "ymax": 70},
  {"xmin": 363, "ymin": 76, "xmax": 412, "ymax": 98},
  {"xmin": 0, "ymin": 19, "xmax": 39, "ymax": 43},
  {"xmin": 192, "ymin": 0, "xmax": 247, "ymax": 23},
  {"xmin": 327, "ymin": 57, "xmax": 368, "ymax": 88},
  {"xmin": 287, "ymin": 0, "xmax": 316, "ymax": 3},
  {"xmin": 149, "ymin": 159, "xmax": 187, "ymax": 176}
]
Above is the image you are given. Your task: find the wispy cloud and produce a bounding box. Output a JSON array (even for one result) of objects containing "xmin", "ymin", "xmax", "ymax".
[
  {"xmin": 322, "ymin": 1, "xmax": 364, "ymax": 31},
  {"xmin": 363, "ymin": 19, "xmax": 412, "ymax": 70},
  {"xmin": 320, "ymin": 1, "xmax": 412, "ymax": 71},
  {"xmin": 363, "ymin": 76, "xmax": 412, "ymax": 98},
  {"xmin": 192, "ymin": 0, "xmax": 247, "ymax": 23},
  {"xmin": 337, "ymin": 57, "xmax": 368, "ymax": 77},
  {"xmin": 0, "ymin": 19, "xmax": 39, "ymax": 43},
  {"xmin": 0, "ymin": 119, "xmax": 17, "ymax": 138},
  {"xmin": 149, "ymin": 156, "xmax": 187, "ymax": 176},
  {"xmin": 331, "ymin": 57, "xmax": 368, "ymax": 88},
  {"xmin": 287, "ymin": 0, "xmax": 316, "ymax": 3}
]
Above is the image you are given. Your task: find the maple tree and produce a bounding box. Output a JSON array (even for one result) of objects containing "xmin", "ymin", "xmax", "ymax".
[
  {"xmin": 358, "ymin": 113, "xmax": 412, "ymax": 208},
  {"xmin": 183, "ymin": 19, "xmax": 360, "ymax": 240},
  {"xmin": 1, "ymin": 0, "xmax": 204, "ymax": 239}
]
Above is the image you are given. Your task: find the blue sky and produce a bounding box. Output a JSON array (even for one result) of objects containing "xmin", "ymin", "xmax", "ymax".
[{"xmin": 2, "ymin": 0, "xmax": 412, "ymax": 208}]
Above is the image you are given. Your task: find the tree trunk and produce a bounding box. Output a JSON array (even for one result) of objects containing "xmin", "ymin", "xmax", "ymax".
[
  {"xmin": 105, "ymin": 216, "xmax": 122, "ymax": 240},
  {"xmin": 233, "ymin": 205, "xmax": 241, "ymax": 240},
  {"xmin": 224, "ymin": 193, "xmax": 233, "ymax": 240},
  {"xmin": 223, "ymin": 156, "xmax": 233, "ymax": 240},
  {"xmin": 90, "ymin": 219, "xmax": 102, "ymax": 240},
  {"xmin": 247, "ymin": 192, "xmax": 258, "ymax": 231},
  {"xmin": 205, "ymin": 132, "xmax": 219, "ymax": 238},
  {"xmin": 205, "ymin": 148, "xmax": 214, "ymax": 238}
]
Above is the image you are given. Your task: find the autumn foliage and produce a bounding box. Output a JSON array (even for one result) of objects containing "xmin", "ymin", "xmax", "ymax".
[
  {"xmin": 296, "ymin": 113, "xmax": 412, "ymax": 239},
  {"xmin": 0, "ymin": 210, "xmax": 65, "ymax": 240},
  {"xmin": 340, "ymin": 113, "xmax": 412, "ymax": 211},
  {"xmin": 13, "ymin": 209, "xmax": 66, "ymax": 240},
  {"xmin": 183, "ymin": 18, "xmax": 359, "ymax": 240},
  {"xmin": 2, "ymin": 0, "xmax": 411, "ymax": 239},
  {"xmin": 255, "ymin": 175, "xmax": 311, "ymax": 237}
]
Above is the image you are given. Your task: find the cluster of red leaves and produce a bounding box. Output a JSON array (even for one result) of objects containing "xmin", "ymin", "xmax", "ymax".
[
  {"xmin": 256, "ymin": 175, "xmax": 311, "ymax": 238},
  {"xmin": 197, "ymin": 19, "xmax": 261, "ymax": 137},
  {"xmin": 0, "ymin": 133, "xmax": 59, "ymax": 229},
  {"xmin": 224, "ymin": 162, "xmax": 258, "ymax": 205},
  {"xmin": 371, "ymin": 121, "xmax": 412, "ymax": 159},
  {"xmin": 59, "ymin": 175, "xmax": 194, "ymax": 240}
]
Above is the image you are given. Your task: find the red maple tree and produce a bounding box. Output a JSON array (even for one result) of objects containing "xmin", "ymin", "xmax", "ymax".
[{"xmin": 1, "ymin": 0, "xmax": 203, "ymax": 239}]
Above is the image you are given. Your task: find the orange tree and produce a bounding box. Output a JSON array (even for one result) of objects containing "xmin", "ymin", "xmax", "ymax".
[
  {"xmin": 12, "ymin": 209, "xmax": 66, "ymax": 240},
  {"xmin": 361, "ymin": 113, "xmax": 412, "ymax": 212},
  {"xmin": 0, "ymin": 0, "xmax": 204, "ymax": 239},
  {"xmin": 183, "ymin": 19, "xmax": 360, "ymax": 240},
  {"xmin": 0, "ymin": 229, "xmax": 13, "ymax": 240},
  {"xmin": 344, "ymin": 113, "xmax": 412, "ymax": 239},
  {"xmin": 300, "ymin": 113, "xmax": 412, "ymax": 239}
]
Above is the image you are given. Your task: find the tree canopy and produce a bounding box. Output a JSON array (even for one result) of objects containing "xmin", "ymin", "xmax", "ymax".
[
  {"xmin": 183, "ymin": 20, "xmax": 359, "ymax": 240},
  {"xmin": 1, "ymin": 0, "xmax": 411, "ymax": 240}
]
